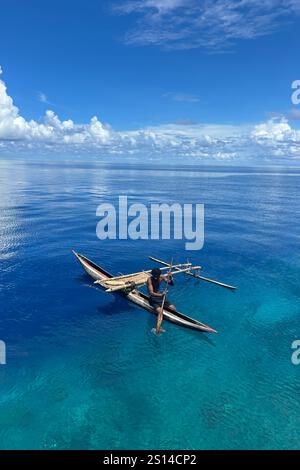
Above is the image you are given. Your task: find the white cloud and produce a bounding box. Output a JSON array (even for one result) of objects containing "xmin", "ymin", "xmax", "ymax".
[
  {"xmin": 163, "ymin": 92, "xmax": 200, "ymax": 103},
  {"xmin": 114, "ymin": 0, "xmax": 300, "ymax": 51},
  {"xmin": 0, "ymin": 73, "xmax": 111, "ymax": 145},
  {"xmin": 252, "ymin": 117, "xmax": 300, "ymax": 141},
  {"xmin": 118, "ymin": 0, "xmax": 186, "ymax": 14},
  {"xmin": 1, "ymin": 68, "xmax": 300, "ymax": 161},
  {"xmin": 38, "ymin": 92, "xmax": 50, "ymax": 104},
  {"xmin": 252, "ymin": 117, "xmax": 300, "ymax": 157}
]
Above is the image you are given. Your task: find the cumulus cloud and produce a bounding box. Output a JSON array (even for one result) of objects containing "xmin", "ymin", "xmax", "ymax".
[
  {"xmin": 1, "ymin": 69, "xmax": 300, "ymax": 161},
  {"xmin": 252, "ymin": 117, "xmax": 300, "ymax": 141},
  {"xmin": 251, "ymin": 117, "xmax": 300, "ymax": 157},
  {"xmin": 0, "ymin": 73, "xmax": 111, "ymax": 145},
  {"xmin": 113, "ymin": 0, "xmax": 300, "ymax": 51}
]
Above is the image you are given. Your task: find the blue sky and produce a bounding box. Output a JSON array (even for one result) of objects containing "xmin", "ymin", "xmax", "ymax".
[{"xmin": 1, "ymin": 0, "xmax": 300, "ymax": 162}]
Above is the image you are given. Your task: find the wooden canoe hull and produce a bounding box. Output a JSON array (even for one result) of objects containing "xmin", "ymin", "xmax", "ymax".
[{"xmin": 73, "ymin": 251, "xmax": 217, "ymax": 333}]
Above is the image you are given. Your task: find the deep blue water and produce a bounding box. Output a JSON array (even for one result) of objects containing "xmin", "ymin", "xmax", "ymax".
[{"xmin": 0, "ymin": 159, "xmax": 300, "ymax": 450}]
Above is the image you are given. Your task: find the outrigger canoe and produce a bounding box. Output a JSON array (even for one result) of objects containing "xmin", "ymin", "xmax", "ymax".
[{"xmin": 73, "ymin": 251, "xmax": 217, "ymax": 333}]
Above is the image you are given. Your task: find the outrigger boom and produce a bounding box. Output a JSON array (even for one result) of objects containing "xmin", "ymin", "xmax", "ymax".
[
  {"xmin": 96, "ymin": 265, "xmax": 200, "ymax": 293},
  {"xmin": 149, "ymin": 256, "xmax": 237, "ymax": 291}
]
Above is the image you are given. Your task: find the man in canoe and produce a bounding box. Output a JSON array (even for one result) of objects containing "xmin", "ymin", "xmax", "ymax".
[{"xmin": 147, "ymin": 267, "xmax": 176, "ymax": 334}]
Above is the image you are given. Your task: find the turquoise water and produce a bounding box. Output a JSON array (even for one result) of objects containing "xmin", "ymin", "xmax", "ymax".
[{"xmin": 0, "ymin": 160, "xmax": 300, "ymax": 449}]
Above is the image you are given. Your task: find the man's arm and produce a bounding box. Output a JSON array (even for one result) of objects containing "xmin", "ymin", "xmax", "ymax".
[
  {"xmin": 147, "ymin": 278, "xmax": 163, "ymax": 297},
  {"xmin": 161, "ymin": 274, "xmax": 174, "ymax": 286}
]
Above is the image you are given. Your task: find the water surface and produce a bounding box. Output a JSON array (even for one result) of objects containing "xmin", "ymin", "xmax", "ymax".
[{"xmin": 0, "ymin": 160, "xmax": 299, "ymax": 449}]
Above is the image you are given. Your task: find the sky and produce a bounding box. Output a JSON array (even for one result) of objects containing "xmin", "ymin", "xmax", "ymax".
[{"xmin": 0, "ymin": 0, "xmax": 300, "ymax": 163}]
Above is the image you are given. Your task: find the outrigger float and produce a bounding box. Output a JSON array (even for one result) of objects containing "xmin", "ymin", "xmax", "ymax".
[{"xmin": 73, "ymin": 251, "xmax": 236, "ymax": 334}]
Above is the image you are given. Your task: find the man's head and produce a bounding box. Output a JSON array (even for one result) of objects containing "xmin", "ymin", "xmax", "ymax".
[{"xmin": 151, "ymin": 268, "xmax": 161, "ymax": 279}]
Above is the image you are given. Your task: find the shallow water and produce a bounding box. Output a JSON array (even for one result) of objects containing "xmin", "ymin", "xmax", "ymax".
[{"xmin": 0, "ymin": 159, "xmax": 299, "ymax": 449}]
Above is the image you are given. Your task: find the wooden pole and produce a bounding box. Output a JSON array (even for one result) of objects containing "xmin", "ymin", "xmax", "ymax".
[
  {"xmin": 99, "ymin": 262, "xmax": 191, "ymax": 282},
  {"xmin": 95, "ymin": 266, "xmax": 198, "ymax": 292},
  {"xmin": 158, "ymin": 258, "xmax": 174, "ymax": 334},
  {"xmin": 149, "ymin": 256, "xmax": 236, "ymax": 291}
]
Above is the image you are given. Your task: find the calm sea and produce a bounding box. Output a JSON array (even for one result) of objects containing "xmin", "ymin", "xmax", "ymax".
[{"xmin": 0, "ymin": 159, "xmax": 300, "ymax": 449}]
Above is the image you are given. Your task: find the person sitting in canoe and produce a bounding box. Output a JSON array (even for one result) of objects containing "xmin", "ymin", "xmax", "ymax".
[{"xmin": 147, "ymin": 267, "xmax": 176, "ymax": 334}]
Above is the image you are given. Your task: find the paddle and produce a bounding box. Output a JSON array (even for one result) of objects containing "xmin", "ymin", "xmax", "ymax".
[{"xmin": 155, "ymin": 258, "xmax": 173, "ymax": 334}]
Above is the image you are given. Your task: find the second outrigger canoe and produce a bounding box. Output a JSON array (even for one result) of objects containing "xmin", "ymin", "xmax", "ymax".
[{"xmin": 73, "ymin": 251, "xmax": 217, "ymax": 333}]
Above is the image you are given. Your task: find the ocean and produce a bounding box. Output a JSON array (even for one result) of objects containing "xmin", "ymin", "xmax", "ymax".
[{"xmin": 0, "ymin": 159, "xmax": 299, "ymax": 449}]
